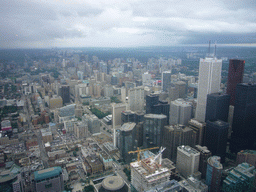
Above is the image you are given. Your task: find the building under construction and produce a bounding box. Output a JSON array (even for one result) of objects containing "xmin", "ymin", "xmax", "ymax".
[{"xmin": 130, "ymin": 149, "xmax": 172, "ymax": 192}]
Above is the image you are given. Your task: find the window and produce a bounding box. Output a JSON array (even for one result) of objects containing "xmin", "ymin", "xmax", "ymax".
[{"xmin": 45, "ymin": 183, "xmax": 52, "ymax": 189}]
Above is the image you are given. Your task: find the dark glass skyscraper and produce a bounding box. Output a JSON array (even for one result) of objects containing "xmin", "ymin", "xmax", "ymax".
[
  {"xmin": 205, "ymin": 120, "xmax": 229, "ymax": 163},
  {"xmin": 230, "ymin": 83, "xmax": 256, "ymax": 152},
  {"xmin": 60, "ymin": 85, "xmax": 70, "ymax": 104},
  {"xmin": 226, "ymin": 59, "xmax": 245, "ymax": 106},
  {"xmin": 205, "ymin": 93, "xmax": 230, "ymax": 122},
  {"xmin": 146, "ymin": 94, "xmax": 159, "ymax": 113}
]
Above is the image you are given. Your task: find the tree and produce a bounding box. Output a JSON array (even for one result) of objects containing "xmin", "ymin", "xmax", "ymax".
[{"xmin": 83, "ymin": 185, "xmax": 94, "ymax": 192}]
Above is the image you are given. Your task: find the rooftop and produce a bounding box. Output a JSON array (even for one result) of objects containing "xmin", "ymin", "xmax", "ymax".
[
  {"xmin": 178, "ymin": 145, "xmax": 200, "ymax": 155},
  {"xmin": 34, "ymin": 167, "xmax": 62, "ymax": 181}
]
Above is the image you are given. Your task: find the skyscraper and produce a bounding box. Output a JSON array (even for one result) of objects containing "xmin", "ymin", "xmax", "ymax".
[
  {"xmin": 205, "ymin": 93, "xmax": 230, "ymax": 122},
  {"xmin": 170, "ymin": 98, "xmax": 192, "ymax": 125},
  {"xmin": 127, "ymin": 86, "xmax": 144, "ymax": 112},
  {"xmin": 143, "ymin": 114, "xmax": 167, "ymax": 148},
  {"xmin": 162, "ymin": 71, "xmax": 172, "ymax": 92},
  {"xmin": 195, "ymin": 57, "xmax": 222, "ymax": 122},
  {"xmin": 205, "ymin": 120, "xmax": 229, "ymax": 163},
  {"xmin": 60, "ymin": 85, "xmax": 70, "ymax": 104},
  {"xmin": 146, "ymin": 94, "xmax": 159, "ymax": 113},
  {"xmin": 230, "ymin": 83, "xmax": 256, "ymax": 152},
  {"xmin": 195, "ymin": 145, "xmax": 212, "ymax": 179},
  {"xmin": 206, "ymin": 156, "xmax": 223, "ymax": 192},
  {"xmin": 226, "ymin": 59, "xmax": 245, "ymax": 106}
]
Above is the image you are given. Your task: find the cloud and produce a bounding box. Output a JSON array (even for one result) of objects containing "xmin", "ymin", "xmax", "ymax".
[{"xmin": 0, "ymin": 0, "xmax": 256, "ymax": 48}]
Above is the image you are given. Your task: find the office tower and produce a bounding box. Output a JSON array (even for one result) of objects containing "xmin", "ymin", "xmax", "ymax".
[
  {"xmin": 146, "ymin": 94, "xmax": 159, "ymax": 113},
  {"xmin": 162, "ymin": 71, "xmax": 172, "ymax": 92},
  {"xmin": 188, "ymin": 119, "xmax": 206, "ymax": 146},
  {"xmin": 230, "ymin": 83, "xmax": 256, "ymax": 152},
  {"xmin": 170, "ymin": 98, "xmax": 192, "ymax": 125},
  {"xmin": 116, "ymin": 122, "xmax": 136, "ymax": 163},
  {"xmin": 103, "ymin": 85, "xmax": 113, "ymax": 97},
  {"xmin": 222, "ymin": 163, "xmax": 255, "ymax": 192},
  {"xmin": 195, "ymin": 145, "xmax": 212, "ymax": 179},
  {"xmin": 206, "ymin": 156, "xmax": 223, "ymax": 192},
  {"xmin": 142, "ymin": 72, "xmax": 151, "ymax": 86},
  {"xmin": 74, "ymin": 121, "xmax": 88, "ymax": 139},
  {"xmin": 205, "ymin": 93, "xmax": 230, "ymax": 122},
  {"xmin": 121, "ymin": 87, "xmax": 126, "ymax": 103},
  {"xmin": 87, "ymin": 114, "xmax": 101, "ymax": 134},
  {"xmin": 195, "ymin": 57, "xmax": 222, "ymax": 122},
  {"xmin": 135, "ymin": 122, "xmax": 144, "ymax": 147},
  {"xmin": 34, "ymin": 167, "xmax": 64, "ymax": 192},
  {"xmin": 176, "ymin": 146, "xmax": 200, "ymax": 178},
  {"xmin": 146, "ymin": 94, "xmax": 170, "ymax": 124},
  {"xmin": 162, "ymin": 125, "xmax": 196, "ymax": 162},
  {"xmin": 121, "ymin": 110, "xmax": 135, "ymax": 125},
  {"xmin": 226, "ymin": 59, "xmax": 245, "ymax": 106},
  {"xmin": 135, "ymin": 111, "xmax": 144, "ymax": 124},
  {"xmin": 236, "ymin": 150, "xmax": 256, "ymax": 167},
  {"xmin": 143, "ymin": 114, "xmax": 167, "ymax": 148},
  {"xmin": 128, "ymin": 86, "xmax": 144, "ymax": 112},
  {"xmin": 60, "ymin": 85, "xmax": 70, "ymax": 104},
  {"xmin": 111, "ymin": 75, "xmax": 118, "ymax": 85},
  {"xmin": 77, "ymin": 71, "xmax": 84, "ymax": 80},
  {"xmin": 112, "ymin": 103, "xmax": 127, "ymax": 147},
  {"xmin": 179, "ymin": 176, "xmax": 208, "ymax": 192},
  {"xmin": 205, "ymin": 120, "xmax": 229, "ymax": 163},
  {"xmin": 174, "ymin": 81, "xmax": 187, "ymax": 98}
]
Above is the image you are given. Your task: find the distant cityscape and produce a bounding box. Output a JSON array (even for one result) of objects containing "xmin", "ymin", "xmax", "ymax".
[{"xmin": 0, "ymin": 45, "xmax": 256, "ymax": 192}]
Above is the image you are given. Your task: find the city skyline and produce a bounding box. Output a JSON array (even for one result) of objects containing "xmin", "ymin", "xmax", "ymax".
[{"xmin": 1, "ymin": 0, "xmax": 256, "ymax": 48}]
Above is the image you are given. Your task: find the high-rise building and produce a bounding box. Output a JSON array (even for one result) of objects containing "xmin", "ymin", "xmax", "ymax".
[
  {"xmin": 34, "ymin": 167, "xmax": 64, "ymax": 192},
  {"xmin": 60, "ymin": 85, "xmax": 70, "ymax": 104},
  {"xmin": 205, "ymin": 93, "xmax": 230, "ymax": 122},
  {"xmin": 142, "ymin": 72, "xmax": 152, "ymax": 86},
  {"xmin": 162, "ymin": 71, "xmax": 172, "ymax": 92},
  {"xmin": 206, "ymin": 156, "xmax": 223, "ymax": 192},
  {"xmin": 195, "ymin": 145, "xmax": 212, "ymax": 179},
  {"xmin": 222, "ymin": 163, "xmax": 255, "ymax": 192},
  {"xmin": 230, "ymin": 83, "xmax": 256, "ymax": 153},
  {"xmin": 226, "ymin": 59, "xmax": 245, "ymax": 106},
  {"xmin": 205, "ymin": 120, "xmax": 229, "ymax": 163},
  {"xmin": 170, "ymin": 98, "xmax": 192, "ymax": 125},
  {"xmin": 143, "ymin": 114, "xmax": 167, "ymax": 148},
  {"xmin": 112, "ymin": 103, "xmax": 127, "ymax": 147},
  {"xmin": 127, "ymin": 86, "xmax": 144, "ymax": 112},
  {"xmin": 146, "ymin": 94, "xmax": 170, "ymax": 124},
  {"xmin": 176, "ymin": 146, "xmax": 200, "ymax": 178},
  {"xmin": 121, "ymin": 110, "xmax": 135, "ymax": 125},
  {"xmin": 116, "ymin": 122, "xmax": 136, "ymax": 163},
  {"xmin": 174, "ymin": 81, "xmax": 187, "ymax": 98},
  {"xmin": 146, "ymin": 94, "xmax": 159, "ymax": 113},
  {"xmin": 188, "ymin": 119, "xmax": 206, "ymax": 146},
  {"xmin": 195, "ymin": 57, "xmax": 222, "ymax": 122},
  {"xmin": 162, "ymin": 125, "xmax": 196, "ymax": 162}
]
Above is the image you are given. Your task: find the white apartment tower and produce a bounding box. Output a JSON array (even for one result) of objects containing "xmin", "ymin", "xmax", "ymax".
[
  {"xmin": 128, "ymin": 86, "xmax": 144, "ymax": 112},
  {"xmin": 176, "ymin": 145, "xmax": 200, "ymax": 178},
  {"xmin": 195, "ymin": 57, "xmax": 222, "ymax": 122}
]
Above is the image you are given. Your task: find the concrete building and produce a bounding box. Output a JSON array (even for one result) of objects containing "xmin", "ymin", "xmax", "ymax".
[
  {"xmin": 162, "ymin": 71, "xmax": 172, "ymax": 92},
  {"xmin": 99, "ymin": 176, "xmax": 128, "ymax": 192},
  {"xmin": 179, "ymin": 176, "xmax": 208, "ymax": 192},
  {"xmin": 34, "ymin": 167, "xmax": 64, "ymax": 192},
  {"xmin": 170, "ymin": 98, "xmax": 192, "ymax": 125},
  {"xmin": 143, "ymin": 114, "xmax": 167, "ymax": 148},
  {"xmin": 142, "ymin": 72, "xmax": 152, "ymax": 86},
  {"xmin": 162, "ymin": 125, "xmax": 196, "ymax": 162},
  {"xmin": 127, "ymin": 86, "xmax": 144, "ymax": 112},
  {"xmin": 236, "ymin": 150, "xmax": 256, "ymax": 168},
  {"xmin": 206, "ymin": 156, "xmax": 223, "ymax": 192},
  {"xmin": 195, "ymin": 57, "xmax": 222, "ymax": 122},
  {"xmin": 174, "ymin": 81, "xmax": 187, "ymax": 98},
  {"xmin": 49, "ymin": 96, "xmax": 63, "ymax": 109},
  {"xmin": 112, "ymin": 103, "xmax": 127, "ymax": 147},
  {"xmin": 86, "ymin": 114, "xmax": 101, "ymax": 134},
  {"xmin": 195, "ymin": 145, "xmax": 212, "ymax": 179},
  {"xmin": 188, "ymin": 119, "xmax": 206, "ymax": 146},
  {"xmin": 74, "ymin": 121, "xmax": 88, "ymax": 139},
  {"xmin": 176, "ymin": 146, "xmax": 200, "ymax": 178},
  {"xmin": 41, "ymin": 128, "xmax": 53, "ymax": 143}
]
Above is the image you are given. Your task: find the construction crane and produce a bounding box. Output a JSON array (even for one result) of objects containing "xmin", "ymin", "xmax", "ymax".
[
  {"xmin": 153, "ymin": 147, "xmax": 166, "ymax": 166},
  {"xmin": 128, "ymin": 147, "xmax": 159, "ymax": 161}
]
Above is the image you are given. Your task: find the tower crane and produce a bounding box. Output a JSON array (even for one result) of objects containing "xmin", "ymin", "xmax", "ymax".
[{"xmin": 128, "ymin": 147, "xmax": 159, "ymax": 161}]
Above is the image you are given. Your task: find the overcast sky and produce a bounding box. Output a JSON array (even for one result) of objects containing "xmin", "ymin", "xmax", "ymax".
[{"xmin": 1, "ymin": 0, "xmax": 256, "ymax": 48}]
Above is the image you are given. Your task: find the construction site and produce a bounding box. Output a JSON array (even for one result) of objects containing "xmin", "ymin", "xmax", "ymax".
[{"xmin": 129, "ymin": 147, "xmax": 174, "ymax": 192}]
